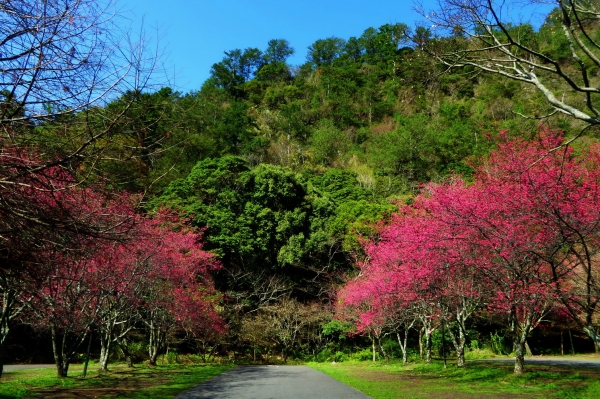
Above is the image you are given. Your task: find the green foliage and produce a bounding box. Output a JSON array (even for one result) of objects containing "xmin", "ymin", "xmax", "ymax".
[
  {"xmin": 352, "ymin": 348, "xmax": 378, "ymax": 361},
  {"xmin": 156, "ymin": 157, "xmax": 308, "ymax": 269},
  {"xmin": 322, "ymin": 320, "xmax": 353, "ymax": 340},
  {"xmin": 264, "ymin": 39, "xmax": 294, "ymax": 64},
  {"xmin": 489, "ymin": 332, "xmax": 511, "ymax": 355},
  {"xmin": 210, "ymin": 48, "xmax": 265, "ymax": 97},
  {"xmin": 307, "ymin": 169, "xmax": 394, "ymax": 260},
  {"xmin": 309, "ymin": 119, "xmax": 352, "ymax": 165},
  {"xmin": 313, "ymin": 348, "xmax": 349, "ymax": 362},
  {"xmin": 307, "ymin": 37, "xmax": 346, "ymax": 67}
]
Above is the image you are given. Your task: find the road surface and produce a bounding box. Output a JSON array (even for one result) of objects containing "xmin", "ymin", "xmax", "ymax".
[
  {"xmin": 474, "ymin": 356, "xmax": 600, "ymax": 368},
  {"xmin": 175, "ymin": 365, "xmax": 372, "ymax": 399},
  {"xmin": 3, "ymin": 364, "xmax": 54, "ymax": 372}
]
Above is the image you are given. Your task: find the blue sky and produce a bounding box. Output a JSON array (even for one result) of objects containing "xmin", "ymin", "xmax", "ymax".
[{"xmin": 118, "ymin": 0, "xmax": 551, "ymax": 94}]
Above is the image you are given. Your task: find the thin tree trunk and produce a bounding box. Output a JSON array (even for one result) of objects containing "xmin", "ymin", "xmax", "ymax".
[
  {"xmin": 418, "ymin": 327, "xmax": 423, "ymax": 360},
  {"xmin": 525, "ymin": 341, "xmax": 533, "ymax": 356},
  {"xmin": 0, "ymin": 294, "xmax": 10, "ymax": 379},
  {"xmin": 396, "ymin": 332, "xmax": 409, "ymax": 365},
  {"xmin": 83, "ymin": 330, "xmax": 93, "ymax": 378},
  {"xmin": 371, "ymin": 334, "xmax": 376, "ymax": 362},
  {"xmin": 420, "ymin": 316, "xmax": 434, "ymax": 364},
  {"xmin": 569, "ymin": 326, "xmax": 576, "ymax": 355},
  {"xmin": 425, "ymin": 329, "xmax": 433, "ymax": 363},
  {"xmin": 0, "ymin": 344, "xmax": 5, "ymax": 379},
  {"xmin": 378, "ymin": 336, "xmax": 389, "ymax": 362},
  {"xmin": 118, "ymin": 340, "xmax": 134, "ymax": 368}
]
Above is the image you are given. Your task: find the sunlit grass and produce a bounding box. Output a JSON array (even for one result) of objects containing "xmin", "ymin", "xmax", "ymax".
[{"xmin": 308, "ymin": 360, "xmax": 600, "ymax": 399}]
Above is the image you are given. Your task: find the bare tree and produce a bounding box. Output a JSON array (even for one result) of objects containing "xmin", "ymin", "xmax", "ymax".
[
  {"xmin": 260, "ymin": 298, "xmax": 329, "ymax": 363},
  {"xmin": 0, "ymin": 0, "xmax": 160, "ymax": 252},
  {"xmin": 1, "ymin": 0, "xmax": 155, "ymax": 125},
  {"xmin": 417, "ymin": 0, "xmax": 600, "ymax": 140}
]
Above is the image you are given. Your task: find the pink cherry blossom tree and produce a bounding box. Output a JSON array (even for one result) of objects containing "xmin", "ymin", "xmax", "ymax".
[
  {"xmin": 137, "ymin": 213, "xmax": 225, "ymax": 367},
  {"xmin": 341, "ymin": 130, "xmax": 600, "ymax": 374}
]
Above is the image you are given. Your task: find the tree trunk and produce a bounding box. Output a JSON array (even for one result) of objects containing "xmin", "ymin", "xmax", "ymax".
[
  {"xmin": 0, "ymin": 304, "xmax": 9, "ymax": 379},
  {"xmin": 508, "ymin": 311, "xmax": 536, "ymax": 374},
  {"xmin": 525, "ymin": 341, "xmax": 533, "ymax": 356},
  {"xmin": 420, "ymin": 318, "xmax": 434, "ymax": 364},
  {"xmin": 583, "ymin": 325, "xmax": 600, "ymax": 353},
  {"xmin": 396, "ymin": 332, "xmax": 409, "ymax": 365},
  {"xmin": 51, "ymin": 325, "xmax": 67, "ymax": 378},
  {"xmin": 371, "ymin": 334, "xmax": 376, "ymax": 362},
  {"xmin": 424, "ymin": 329, "xmax": 433, "ymax": 364},
  {"xmin": 446, "ymin": 327, "xmax": 466, "ymax": 368},
  {"xmin": 378, "ymin": 336, "xmax": 389, "ymax": 362},
  {"xmin": 418, "ymin": 327, "xmax": 423, "ymax": 360},
  {"xmin": 147, "ymin": 322, "xmax": 165, "ymax": 366},
  {"xmin": 99, "ymin": 333, "xmax": 112, "ymax": 371},
  {"xmin": 118, "ymin": 339, "xmax": 134, "ymax": 368},
  {"xmin": 514, "ymin": 338, "xmax": 526, "ymax": 375},
  {"xmin": 0, "ymin": 344, "xmax": 5, "ymax": 379}
]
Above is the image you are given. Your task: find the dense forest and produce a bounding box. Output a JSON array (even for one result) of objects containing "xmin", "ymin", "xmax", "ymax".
[{"xmin": 2, "ymin": 0, "xmax": 600, "ymax": 377}]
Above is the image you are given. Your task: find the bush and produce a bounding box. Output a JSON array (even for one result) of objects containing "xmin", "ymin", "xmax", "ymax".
[
  {"xmin": 489, "ymin": 332, "xmax": 511, "ymax": 355},
  {"xmin": 166, "ymin": 350, "xmax": 179, "ymax": 364},
  {"xmin": 313, "ymin": 348, "xmax": 349, "ymax": 362},
  {"xmin": 332, "ymin": 351, "xmax": 349, "ymax": 362},
  {"xmin": 352, "ymin": 348, "xmax": 377, "ymax": 361}
]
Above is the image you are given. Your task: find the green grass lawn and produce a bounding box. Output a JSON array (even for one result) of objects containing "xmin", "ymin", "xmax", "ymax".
[
  {"xmin": 0, "ymin": 363, "xmax": 233, "ymax": 399},
  {"xmin": 308, "ymin": 361, "xmax": 600, "ymax": 399}
]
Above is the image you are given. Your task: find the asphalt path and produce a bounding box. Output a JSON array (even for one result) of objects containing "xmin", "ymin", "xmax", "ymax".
[
  {"xmin": 174, "ymin": 365, "xmax": 372, "ymax": 399},
  {"xmin": 3, "ymin": 364, "xmax": 55, "ymax": 372},
  {"xmin": 473, "ymin": 356, "xmax": 600, "ymax": 368}
]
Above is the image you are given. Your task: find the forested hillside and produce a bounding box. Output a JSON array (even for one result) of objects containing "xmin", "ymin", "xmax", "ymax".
[{"xmin": 2, "ymin": 0, "xmax": 600, "ymax": 376}]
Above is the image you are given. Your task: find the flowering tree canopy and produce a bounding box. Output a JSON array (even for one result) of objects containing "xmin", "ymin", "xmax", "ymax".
[{"xmin": 339, "ymin": 130, "xmax": 600, "ymax": 374}]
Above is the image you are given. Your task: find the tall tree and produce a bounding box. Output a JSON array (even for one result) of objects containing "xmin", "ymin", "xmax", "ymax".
[
  {"xmin": 306, "ymin": 37, "xmax": 347, "ymax": 67},
  {"xmin": 210, "ymin": 48, "xmax": 265, "ymax": 97},
  {"xmin": 265, "ymin": 39, "xmax": 295, "ymax": 64}
]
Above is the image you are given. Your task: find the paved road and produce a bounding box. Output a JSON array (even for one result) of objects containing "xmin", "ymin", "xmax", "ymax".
[
  {"xmin": 175, "ymin": 365, "xmax": 372, "ymax": 399},
  {"xmin": 474, "ymin": 356, "xmax": 600, "ymax": 368},
  {"xmin": 3, "ymin": 364, "xmax": 55, "ymax": 372}
]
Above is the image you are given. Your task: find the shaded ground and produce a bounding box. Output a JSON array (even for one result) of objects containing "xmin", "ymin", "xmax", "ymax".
[{"xmin": 26, "ymin": 368, "xmax": 171, "ymax": 399}]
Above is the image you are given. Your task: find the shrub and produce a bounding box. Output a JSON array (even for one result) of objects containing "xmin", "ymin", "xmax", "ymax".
[{"xmin": 352, "ymin": 348, "xmax": 377, "ymax": 361}]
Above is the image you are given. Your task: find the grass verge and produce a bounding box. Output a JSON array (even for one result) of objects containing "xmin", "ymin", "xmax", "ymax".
[
  {"xmin": 0, "ymin": 363, "xmax": 233, "ymax": 398},
  {"xmin": 308, "ymin": 360, "xmax": 600, "ymax": 399}
]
